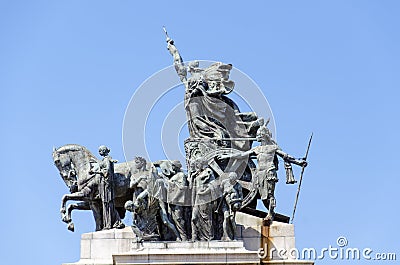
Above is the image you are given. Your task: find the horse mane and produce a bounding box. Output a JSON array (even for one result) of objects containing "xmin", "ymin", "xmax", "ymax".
[{"xmin": 54, "ymin": 144, "xmax": 92, "ymax": 156}]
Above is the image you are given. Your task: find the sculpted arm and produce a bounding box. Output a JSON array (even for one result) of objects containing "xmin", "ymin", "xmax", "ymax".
[
  {"xmin": 130, "ymin": 175, "xmax": 147, "ymax": 189},
  {"xmin": 276, "ymin": 149, "xmax": 307, "ymax": 167},
  {"xmin": 218, "ymin": 148, "xmax": 256, "ymax": 160},
  {"xmin": 136, "ymin": 189, "xmax": 149, "ymax": 203},
  {"xmin": 166, "ymin": 37, "xmax": 187, "ymax": 83}
]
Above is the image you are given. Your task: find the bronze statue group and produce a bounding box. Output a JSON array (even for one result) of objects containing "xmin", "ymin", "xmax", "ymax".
[{"xmin": 53, "ymin": 31, "xmax": 307, "ymax": 242}]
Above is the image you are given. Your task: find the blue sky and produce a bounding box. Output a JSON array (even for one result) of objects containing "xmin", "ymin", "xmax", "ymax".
[{"xmin": 1, "ymin": 1, "xmax": 399, "ymax": 264}]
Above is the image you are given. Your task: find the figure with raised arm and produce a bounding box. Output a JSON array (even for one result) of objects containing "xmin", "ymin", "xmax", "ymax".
[{"xmin": 164, "ymin": 28, "xmax": 261, "ymax": 152}]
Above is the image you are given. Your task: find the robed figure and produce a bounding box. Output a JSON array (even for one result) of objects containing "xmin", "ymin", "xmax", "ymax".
[
  {"xmin": 96, "ymin": 145, "xmax": 124, "ymax": 230},
  {"xmin": 166, "ymin": 37, "xmax": 262, "ymax": 152}
]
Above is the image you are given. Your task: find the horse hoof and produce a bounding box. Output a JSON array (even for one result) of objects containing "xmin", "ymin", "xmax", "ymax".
[
  {"xmin": 62, "ymin": 216, "xmax": 71, "ymax": 223},
  {"xmin": 67, "ymin": 223, "xmax": 75, "ymax": 232}
]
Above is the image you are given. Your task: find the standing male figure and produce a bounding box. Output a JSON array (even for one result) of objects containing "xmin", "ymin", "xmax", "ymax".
[
  {"xmin": 166, "ymin": 160, "xmax": 190, "ymax": 241},
  {"xmin": 219, "ymin": 125, "xmax": 307, "ymax": 223}
]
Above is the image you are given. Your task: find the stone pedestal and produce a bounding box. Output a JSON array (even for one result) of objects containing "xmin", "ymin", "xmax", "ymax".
[
  {"xmin": 114, "ymin": 240, "xmax": 260, "ymax": 265},
  {"xmin": 63, "ymin": 212, "xmax": 314, "ymax": 265}
]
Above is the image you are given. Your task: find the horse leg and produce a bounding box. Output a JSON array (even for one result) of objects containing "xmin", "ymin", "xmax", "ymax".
[
  {"xmin": 60, "ymin": 191, "xmax": 88, "ymax": 221},
  {"xmin": 61, "ymin": 201, "xmax": 90, "ymax": 232},
  {"xmin": 63, "ymin": 201, "xmax": 90, "ymax": 223},
  {"xmin": 63, "ymin": 203, "xmax": 77, "ymax": 223}
]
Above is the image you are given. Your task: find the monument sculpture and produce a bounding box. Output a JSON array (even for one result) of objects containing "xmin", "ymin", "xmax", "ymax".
[{"xmin": 54, "ymin": 28, "xmax": 313, "ymax": 265}]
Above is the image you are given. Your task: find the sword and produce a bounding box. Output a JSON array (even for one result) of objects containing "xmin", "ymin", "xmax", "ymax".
[
  {"xmin": 291, "ymin": 133, "xmax": 313, "ymax": 224},
  {"xmin": 163, "ymin": 26, "xmax": 170, "ymax": 41}
]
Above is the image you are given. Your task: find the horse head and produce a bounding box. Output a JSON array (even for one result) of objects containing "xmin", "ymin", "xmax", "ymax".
[
  {"xmin": 53, "ymin": 147, "xmax": 77, "ymax": 192},
  {"xmin": 53, "ymin": 144, "xmax": 97, "ymax": 193}
]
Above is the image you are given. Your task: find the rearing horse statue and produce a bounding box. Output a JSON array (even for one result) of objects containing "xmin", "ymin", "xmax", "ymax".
[{"xmin": 53, "ymin": 144, "xmax": 134, "ymax": 231}]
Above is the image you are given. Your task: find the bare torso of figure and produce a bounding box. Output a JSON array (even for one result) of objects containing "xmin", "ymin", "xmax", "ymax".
[{"xmin": 254, "ymin": 145, "xmax": 278, "ymax": 171}]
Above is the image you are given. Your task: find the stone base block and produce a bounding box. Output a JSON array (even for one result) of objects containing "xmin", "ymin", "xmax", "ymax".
[
  {"xmin": 63, "ymin": 213, "xmax": 314, "ymax": 265},
  {"xmin": 113, "ymin": 241, "xmax": 260, "ymax": 265}
]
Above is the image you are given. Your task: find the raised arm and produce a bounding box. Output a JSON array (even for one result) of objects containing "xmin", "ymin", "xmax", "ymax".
[{"xmin": 164, "ymin": 27, "xmax": 187, "ymax": 83}]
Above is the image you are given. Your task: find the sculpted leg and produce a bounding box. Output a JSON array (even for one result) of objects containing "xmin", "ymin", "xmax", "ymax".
[
  {"xmin": 90, "ymin": 201, "xmax": 103, "ymax": 231},
  {"xmin": 170, "ymin": 204, "xmax": 188, "ymax": 241},
  {"xmin": 191, "ymin": 206, "xmax": 200, "ymax": 241},
  {"xmin": 264, "ymin": 180, "xmax": 277, "ymax": 226},
  {"xmin": 159, "ymin": 201, "xmax": 181, "ymax": 241},
  {"xmin": 265, "ymin": 196, "xmax": 276, "ymax": 221},
  {"xmin": 222, "ymin": 208, "xmax": 232, "ymax": 240}
]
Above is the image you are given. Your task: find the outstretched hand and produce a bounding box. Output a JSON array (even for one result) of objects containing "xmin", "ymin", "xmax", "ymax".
[{"xmin": 300, "ymin": 160, "xmax": 308, "ymax": 167}]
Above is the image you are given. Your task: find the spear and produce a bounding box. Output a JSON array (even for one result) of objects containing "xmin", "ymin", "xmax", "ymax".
[{"xmin": 291, "ymin": 133, "xmax": 313, "ymax": 224}]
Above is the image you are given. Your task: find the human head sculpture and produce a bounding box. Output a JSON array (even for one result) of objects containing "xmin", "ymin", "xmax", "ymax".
[
  {"xmin": 171, "ymin": 160, "xmax": 182, "ymax": 173},
  {"xmin": 256, "ymin": 125, "xmax": 273, "ymax": 143},
  {"xmin": 98, "ymin": 145, "xmax": 110, "ymax": 157},
  {"xmin": 124, "ymin": 200, "xmax": 135, "ymax": 212},
  {"xmin": 159, "ymin": 161, "xmax": 173, "ymax": 176},
  {"xmin": 188, "ymin": 60, "xmax": 200, "ymax": 74},
  {"xmin": 228, "ymin": 172, "xmax": 238, "ymax": 185},
  {"xmin": 192, "ymin": 158, "xmax": 208, "ymax": 172},
  {"xmin": 134, "ymin": 156, "xmax": 147, "ymax": 170},
  {"xmin": 204, "ymin": 62, "xmax": 235, "ymax": 95},
  {"xmin": 223, "ymin": 172, "xmax": 242, "ymax": 211}
]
